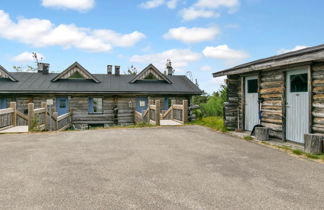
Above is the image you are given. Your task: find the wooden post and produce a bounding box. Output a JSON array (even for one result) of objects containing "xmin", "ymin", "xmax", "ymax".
[
  {"xmin": 183, "ymin": 100, "xmax": 188, "ymax": 123},
  {"xmin": 240, "ymin": 76, "xmax": 245, "ymax": 130},
  {"xmin": 53, "ymin": 112, "xmax": 58, "ymax": 130},
  {"xmin": 171, "ymin": 100, "xmax": 176, "ymax": 120},
  {"xmin": 28, "ymin": 103, "xmax": 34, "ymax": 131},
  {"xmin": 9, "ymin": 102, "xmax": 16, "ymax": 126},
  {"xmin": 308, "ymin": 65, "xmax": 313, "ymax": 134},
  {"xmin": 41, "ymin": 102, "xmax": 48, "ymax": 130},
  {"xmin": 282, "ymin": 71, "xmax": 287, "ymax": 142},
  {"xmin": 155, "ymin": 100, "xmax": 160, "ymax": 125}
]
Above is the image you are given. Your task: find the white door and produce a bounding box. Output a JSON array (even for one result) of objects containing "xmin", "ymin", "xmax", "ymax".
[
  {"xmin": 286, "ymin": 70, "xmax": 309, "ymax": 143},
  {"xmin": 245, "ymin": 76, "xmax": 259, "ymax": 131}
]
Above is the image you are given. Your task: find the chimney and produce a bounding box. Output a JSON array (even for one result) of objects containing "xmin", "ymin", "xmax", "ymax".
[
  {"xmin": 115, "ymin": 65, "xmax": 120, "ymax": 76},
  {"xmin": 37, "ymin": 63, "xmax": 50, "ymax": 74},
  {"xmin": 107, "ymin": 65, "xmax": 112, "ymax": 75},
  {"xmin": 166, "ymin": 59, "xmax": 173, "ymax": 76}
]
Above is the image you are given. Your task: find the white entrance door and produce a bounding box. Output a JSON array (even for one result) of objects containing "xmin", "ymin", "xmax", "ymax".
[
  {"xmin": 245, "ymin": 76, "xmax": 259, "ymax": 131},
  {"xmin": 286, "ymin": 69, "xmax": 309, "ymax": 143}
]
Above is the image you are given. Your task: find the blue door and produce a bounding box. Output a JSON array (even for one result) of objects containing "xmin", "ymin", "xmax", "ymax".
[
  {"xmin": 163, "ymin": 97, "xmax": 169, "ymax": 110},
  {"xmin": 56, "ymin": 97, "xmax": 69, "ymax": 116},
  {"xmin": 0, "ymin": 98, "xmax": 7, "ymax": 109},
  {"xmin": 136, "ymin": 97, "xmax": 148, "ymax": 113}
]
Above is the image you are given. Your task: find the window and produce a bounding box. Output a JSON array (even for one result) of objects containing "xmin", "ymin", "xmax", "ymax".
[
  {"xmin": 247, "ymin": 79, "xmax": 258, "ymax": 93},
  {"xmin": 89, "ymin": 98, "xmax": 103, "ymax": 114},
  {"xmin": 139, "ymin": 100, "xmax": 146, "ymax": 107},
  {"xmin": 59, "ymin": 99, "xmax": 66, "ymax": 109},
  {"xmin": 290, "ymin": 73, "xmax": 308, "ymax": 92},
  {"xmin": 0, "ymin": 98, "xmax": 7, "ymax": 109},
  {"xmin": 69, "ymin": 71, "xmax": 85, "ymax": 79}
]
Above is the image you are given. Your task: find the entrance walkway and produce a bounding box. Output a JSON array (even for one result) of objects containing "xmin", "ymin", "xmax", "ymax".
[
  {"xmin": 160, "ymin": 120, "xmax": 182, "ymax": 126},
  {"xmin": 0, "ymin": 126, "xmax": 28, "ymax": 134}
]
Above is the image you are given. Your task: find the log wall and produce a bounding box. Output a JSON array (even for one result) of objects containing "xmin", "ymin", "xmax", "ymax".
[
  {"xmin": 224, "ymin": 62, "xmax": 324, "ymax": 140},
  {"xmin": 224, "ymin": 75, "xmax": 242, "ymax": 130},
  {"xmin": 311, "ymin": 63, "xmax": 324, "ymax": 133}
]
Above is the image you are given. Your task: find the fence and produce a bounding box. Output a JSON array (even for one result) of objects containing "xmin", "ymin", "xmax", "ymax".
[
  {"xmin": 0, "ymin": 102, "xmax": 72, "ymax": 132},
  {"xmin": 135, "ymin": 99, "xmax": 188, "ymax": 125}
]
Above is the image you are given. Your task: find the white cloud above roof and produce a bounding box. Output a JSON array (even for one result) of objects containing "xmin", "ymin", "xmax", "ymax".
[
  {"xmin": 203, "ymin": 45, "xmax": 249, "ymax": 65},
  {"xmin": 42, "ymin": 0, "xmax": 95, "ymax": 11},
  {"xmin": 130, "ymin": 49, "xmax": 201, "ymax": 72},
  {"xmin": 277, "ymin": 45, "xmax": 309, "ymax": 54},
  {"xmin": 179, "ymin": 8, "xmax": 219, "ymax": 21},
  {"xmin": 0, "ymin": 10, "xmax": 145, "ymax": 53},
  {"xmin": 164, "ymin": 26, "xmax": 219, "ymax": 43},
  {"xmin": 11, "ymin": 52, "xmax": 44, "ymax": 63}
]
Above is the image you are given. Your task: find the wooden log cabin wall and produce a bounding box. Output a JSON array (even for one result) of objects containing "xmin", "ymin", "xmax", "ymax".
[{"xmin": 224, "ymin": 62, "xmax": 324, "ymax": 140}]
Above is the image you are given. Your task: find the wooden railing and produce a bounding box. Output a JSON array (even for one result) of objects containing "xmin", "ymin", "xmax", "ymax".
[
  {"xmin": 161, "ymin": 100, "xmax": 188, "ymax": 124},
  {"xmin": 0, "ymin": 102, "xmax": 71, "ymax": 132},
  {"xmin": 0, "ymin": 103, "xmax": 15, "ymax": 130},
  {"xmin": 135, "ymin": 99, "xmax": 188, "ymax": 125}
]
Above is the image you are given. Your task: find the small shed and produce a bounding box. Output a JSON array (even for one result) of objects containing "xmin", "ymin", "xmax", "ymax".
[{"xmin": 213, "ymin": 44, "xmax": 324, "ymax": 144}]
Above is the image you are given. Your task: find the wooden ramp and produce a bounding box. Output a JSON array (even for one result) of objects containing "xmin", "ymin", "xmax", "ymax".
[
  {"xmin": 160, "ymin": 120, "xmax": 182, "ymax": 126},
  {"xmin": 0, "ymin": 126, "xmax": 28, "ymax": 134}
]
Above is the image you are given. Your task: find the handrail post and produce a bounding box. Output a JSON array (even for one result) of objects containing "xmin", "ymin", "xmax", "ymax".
[
  {"xmin": 28, "ymin": 103, "xmax": 34, "ymax": 131},
  {"xmin": 155, "ymin": 100, "xmax": 160, "ymax": 125},
  {"xmin": 9, "ymin": 102, "xmax": 16, "ymax": 126},
  {"xmin": 53, "ymin": 112, "xmax": 58, "ymax": 130},
  {"xmin": 182, "ymin": 100, "xmax": 188, "ymax": 123},
  {"xmin": 41, "ymin": 102, "xmax": 48, "ymax": 130},
  {"xmin": 171, "ymin": 100, "xmax": 176, "ymax": 120}
]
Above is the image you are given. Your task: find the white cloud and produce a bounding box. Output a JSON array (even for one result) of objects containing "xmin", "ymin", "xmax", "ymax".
[
  {"xmin": 0, "ymin": 10, "xmax": 145, "ymax": 52},
  {"xmin": 42, "ymin": 0, "xmax": 95, "ymax": 11},
  {"xmin": 11, "ymin": 52, "xmax": 44, "ymax": 63},
  {"xmin": 200, "ymin": 65, "xmax": 213, "ymax": 72},
  {"xmin": 166, "ymin": 0, "xmax": 178, "ymax": 9},
  {"xmin": 139, "ymin": 0, "xmax": 165, "ymax": 9},
  {"xmin": 164, "ymin": 26, "xmax": 219, "ymax": 43},
  {"xmin": 139, "ymin": 0, "xmax": 180, "ymax": 9},
  {"xmin": 209, "ymin": 76, "xmax": 226, "ymax": 91},
  {"xmin": 130, "ymin": 49, "xmax": 201, "ymax": 72},
  {"xmin": 194, "ymin": 0, "xmax": 239, "ymax": 9},
  {"xmin": 179, "ymin": 0, "xmax": 239, "ymax": 21},
  {"xmin": 180, "ymin": 7, "xmax": 218, "ymax": 21},
  {"xmin": 277, "ymin": 45, "xmax": 309, "ymax": 54},
  {"xmin": 93, "ymin": 30, "xmax": 146, "ymax": 47},
  {"xmin": 203, "ymin": 45, "xmax": 249, "ymax": 65}
]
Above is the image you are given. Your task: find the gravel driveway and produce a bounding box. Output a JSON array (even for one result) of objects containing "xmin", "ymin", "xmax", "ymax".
[{"xmin": 0, "ymin": 125, "xmax": 323, "ymax": 209}]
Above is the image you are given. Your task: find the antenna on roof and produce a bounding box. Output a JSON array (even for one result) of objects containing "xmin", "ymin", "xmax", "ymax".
[
  {"xmin": 186, "ymin": 71, "xmax": 193, "ymax": 81},
  {"xmin": 32, "ymin": 52, "xmax": 43, "ymax": 65}
]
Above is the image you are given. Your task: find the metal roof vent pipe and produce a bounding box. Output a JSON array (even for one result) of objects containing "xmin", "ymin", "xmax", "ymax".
[
  {"xmin": 37, "ymin": 63, "xmax": 50, "ymax": 74},
  {"xmin": 107, "ymin": 65, "xmax": 112, "ymax": 75},
  {"xmin": 115, "ymin": 65, "xmax": 120, "ymax": 76}
]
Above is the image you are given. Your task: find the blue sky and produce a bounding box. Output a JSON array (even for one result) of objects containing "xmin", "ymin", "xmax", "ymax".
[{"xmin": 0, "ymin": 0, "xmax": 323, "ymax": 94}]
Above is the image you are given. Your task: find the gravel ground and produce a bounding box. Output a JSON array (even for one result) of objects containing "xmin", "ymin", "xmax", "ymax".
[{"xmin": 0, "ymin": 125, "xmax": 323, "ymax": 210}]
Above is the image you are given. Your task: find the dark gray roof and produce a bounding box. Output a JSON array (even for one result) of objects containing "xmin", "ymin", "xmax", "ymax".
[
  {"xmin": 213, "ymin": 44, "xmax": 324, "ymax": 77},
  {"xmin": 0, "ymin": 72, "xmax": 202, "ymax": 95}
]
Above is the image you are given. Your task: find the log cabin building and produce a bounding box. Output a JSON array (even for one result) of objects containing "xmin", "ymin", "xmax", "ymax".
[
  {"xmin": 213, "ymin": 44, "xmax": 324, "ymax": 144},
  {"xmin": 0, "ymin": 61, "xmax": 201, "ymax": 129}
]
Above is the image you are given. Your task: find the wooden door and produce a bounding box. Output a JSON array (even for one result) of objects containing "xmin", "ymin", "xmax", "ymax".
[
  {"xmin": 245, "ymin": 76, "xmax": 259, "ymax": 131},
  {"xmin": 286, "ymin": 70, "xmax": 309, "ymax": 143}
]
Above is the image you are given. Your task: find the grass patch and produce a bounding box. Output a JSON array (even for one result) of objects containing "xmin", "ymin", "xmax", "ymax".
[
  {"xmin": 292, "ymin": 149, "xmax": 304, "ymax": 155},
  {"xmin": 306, "ymin": 153, "xmax": 320, "ymax": 159},
  {"xmin": 188, "ymin": 116, "xmax": 227, "ymax": 132},
  {"xmin": 277, "ymin": 145, "xmax": 291, "ymax": 151},
  {"xmin": 243, "ymin": 136, "xmax": 253, "ymax": 141}
]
